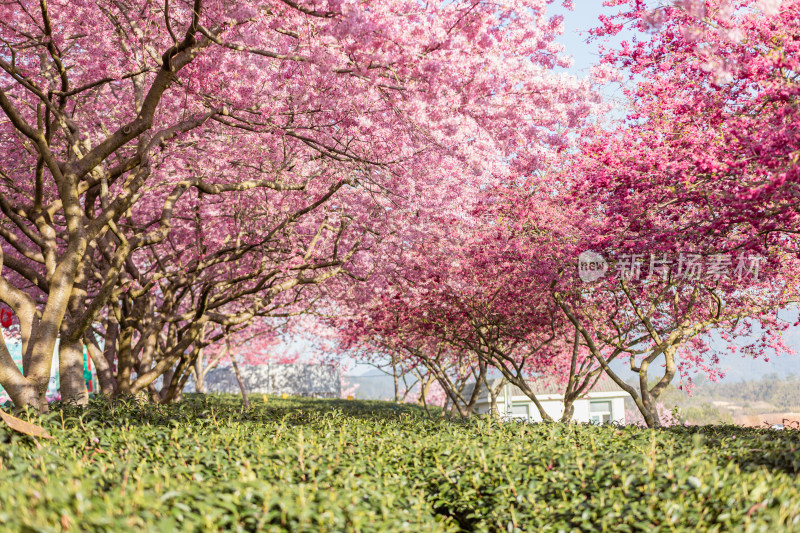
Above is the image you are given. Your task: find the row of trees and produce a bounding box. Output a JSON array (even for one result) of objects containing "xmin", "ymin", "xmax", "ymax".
[
  {"xmin": 326, "ymin": 0, "xmax": 800, "ymax": 427},
  {"xmin": 1, "ymin": 0, "xmax": 798, "ymax": 427},
  {"xmin": 331, "ymin": 180, "xmax": 797, "ymax": 426},
  {"xmin": 0, "ymin": 0, "xmax": 594, "ymax": 410}
]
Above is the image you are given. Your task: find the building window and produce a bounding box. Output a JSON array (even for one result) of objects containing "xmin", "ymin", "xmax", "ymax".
[
  {"xmin": 589, "ymin": 400, "xmax": 612, "ymax": 424},
  {"xmin": 509, "ymin": 403, "xmax": 529, "ymax": 420}
]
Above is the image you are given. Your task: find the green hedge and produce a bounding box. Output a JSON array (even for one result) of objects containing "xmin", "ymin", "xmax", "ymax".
[{"xmin": 1, "ymin": 395, "xmax": 799, "ymax": 532}]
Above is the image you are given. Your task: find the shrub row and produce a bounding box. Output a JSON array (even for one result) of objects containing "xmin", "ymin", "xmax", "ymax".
[{"xmin": 1, "ymin": 395, "xmax": 799, "ymax": 532}]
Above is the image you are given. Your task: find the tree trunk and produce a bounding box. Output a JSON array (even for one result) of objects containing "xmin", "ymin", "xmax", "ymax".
[
  {"xmin": 115, "ymin": 326, "xmax": 134, "ymax": 395},
  {"xmin": 461, "ymin": 361, "xmax": 487, "ymax": 416},
  {"xmin": 103, "ymin": 313, "xmax": 119, "ymax": 373},
  {"xmin": 418, "ymin": 374, "xmax": 433, "ymax": 418},
  {"xmin": 58, "ymin": 338, "xmax": 89, "ymax": 406},
  {"xmin": 59, "ymin": 255, "xmax": 92, "ymax": 405},
  {"xmin": 442, "ymin": 394, "xmax": 453, "ymax": 418},
  {"xmin": 160, "ymin": 367, "xmax": 176, "ymax": 401},
  {"xmin": 227, "ymin": 337, "xmax": 250, "ymax": 409},
  {"xmin": 0, "ymin": 259, "xmax": 42, "ymax": 409},
  {"xmin": 194, "ymin": 349, "xmax": 206, "ymax": 393},
  {"xmin": 559, "ymin": 401, "xmax": 575, "ymax": 423},
  {"xmin": 486, "ymin": 377, "xmax": 506, "ymax": 419},
  {"xmin": 392, "ymin": 353, "xmax": 399, "ymax": 402},
  {"xmin": 0, "ymin": 331, "xmax": 40, "ymax": 409},
  {"xmin": 27, "ymin": 252, "xmax": 86, "ymax": 411},
  {"xmin": 85, "ymin": 332, "xmax": 116, "ymax": 395}
]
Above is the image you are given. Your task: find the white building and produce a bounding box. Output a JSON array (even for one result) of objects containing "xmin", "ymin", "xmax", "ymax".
[
  {"xmin": 187, "ymin": 362, "xmax": 341, "ymax": 398},
  {"xmin": 462, "ymin": 375, "xmax": 629, "ymax": 424}
]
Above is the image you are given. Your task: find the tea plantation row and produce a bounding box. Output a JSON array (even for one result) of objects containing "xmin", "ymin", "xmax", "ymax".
[{"xmin": 1, "ymin": 395, "xmax": 799, "ymax": 531}]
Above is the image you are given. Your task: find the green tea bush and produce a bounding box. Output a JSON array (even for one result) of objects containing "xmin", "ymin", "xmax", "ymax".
[{"xmin": 1, "ymin": 395, "xmax": 799, "ymax": 532}]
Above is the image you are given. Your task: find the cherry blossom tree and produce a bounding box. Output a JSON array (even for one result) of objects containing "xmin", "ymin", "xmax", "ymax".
[
  {"xmin": 474, "ymin": 166, "xmax": 800, "ymax": 428},
  {"xmin": 557, "ymin": 0, "xmax": 800, "ymax": 426},
  {"xmin": 555, "ymin": 251, "xmax": 800, "ymax": 427},
  {"xmin": 85, "ymin": 170, "xmax": 365, "ymax": 402},
  {"xmin": 0, "ymin": 0, "xmax": 593, "ymax": 410},
  {"xmin": 327, "ymin": 184, "xmax": 602, "ymax": 420},
  {"xmin": 583, "ymin": 0, "xmax": 800, "ymax": 254}
]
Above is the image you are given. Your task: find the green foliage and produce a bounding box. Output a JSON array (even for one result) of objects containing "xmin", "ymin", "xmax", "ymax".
[
  {"xmin": 702, "ymin": 373, "xmax": 800, "ymax": 412},
  {"xmin": 679, "ymin": 404, "xmax": 734, "ymax": 426},
  {"xmin": 1, "ymin": 395, "xmax": 799, "ymax": 532}
]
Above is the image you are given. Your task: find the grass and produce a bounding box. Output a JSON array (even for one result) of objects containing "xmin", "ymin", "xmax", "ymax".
[{"xmin": 1, "ymin": 394, "xmax": 799, "ymax": 532}]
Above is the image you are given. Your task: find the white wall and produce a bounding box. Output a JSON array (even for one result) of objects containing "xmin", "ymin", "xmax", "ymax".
[
  {"xmin": 573, "ymin": 399, "xmax": 591, "ymax": 423},
  {"xmin": 611, "ymin": 397, "xmax": 625, "ymax": 423},
  {"xmin": 476, "ymin": 390, "xmax": 628, "ymax": 424},
  {"xmin": 525, "ymin": 399, "xmax": 564, "ymax": 422}
]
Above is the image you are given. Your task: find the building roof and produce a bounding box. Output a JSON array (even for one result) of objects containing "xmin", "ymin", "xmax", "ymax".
[{"xmin": 460, "ymin": 373, "xmax": 627, "ymax": 402}]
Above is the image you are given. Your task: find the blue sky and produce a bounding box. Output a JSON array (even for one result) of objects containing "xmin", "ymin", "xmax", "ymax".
[
  {"xmin": 549, "ymin": 1, "xmax": 637, "ymax": 114},
  {"xmin": 551, "ymin": 1, "xmax": 616, "ymax": 74}
]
